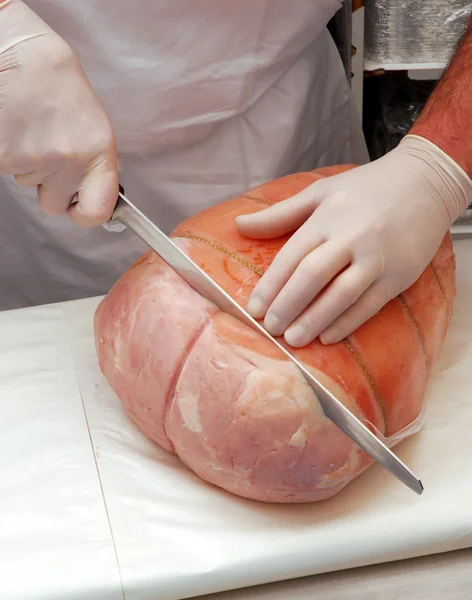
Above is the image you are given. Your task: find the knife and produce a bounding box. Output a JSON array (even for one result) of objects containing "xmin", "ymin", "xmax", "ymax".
[{"xmin": 107, "ymin": 186, "xmax": 424, "ymax": 496}]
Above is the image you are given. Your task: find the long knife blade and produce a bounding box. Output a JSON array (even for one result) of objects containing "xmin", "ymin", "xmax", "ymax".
[{"xmin": 110, "ymin": 189, "xmax": 423, "ymax": 495}]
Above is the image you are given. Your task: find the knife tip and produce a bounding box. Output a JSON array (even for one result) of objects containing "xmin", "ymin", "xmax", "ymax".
[{"xmin": 412, "ymin": 478, "xmax": 424, "ymax": 495}]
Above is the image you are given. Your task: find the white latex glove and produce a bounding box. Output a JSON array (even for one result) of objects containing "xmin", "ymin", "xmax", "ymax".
[
  {"xmin": 0, "ymin": 0, "xmax": 118, "ymax": 227},
  {"xmin": 236, "ymin": 135, "xmax": 472, "ymax": 347}
]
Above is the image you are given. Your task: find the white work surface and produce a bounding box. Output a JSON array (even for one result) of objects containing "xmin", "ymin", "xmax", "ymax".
[{"xmin": 1, "ymin": 240, "xmax": 472, "ymax": 600}]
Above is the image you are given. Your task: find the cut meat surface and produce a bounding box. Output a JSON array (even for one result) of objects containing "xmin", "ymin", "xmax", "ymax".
[{"xmin": 94, "ymin": 165, "xmax": 456, "ymax": 503}]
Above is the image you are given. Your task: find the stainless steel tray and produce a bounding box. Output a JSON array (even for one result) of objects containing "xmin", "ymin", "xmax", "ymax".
[{"xmin": 364, "ymin": 1, "xmax": 472, "ymax": 69}]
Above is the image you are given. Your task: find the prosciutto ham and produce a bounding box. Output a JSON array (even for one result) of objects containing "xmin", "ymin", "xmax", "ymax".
[{"xmin": 94, "ymin": 165, "xmax": 455, "ymax": 503}]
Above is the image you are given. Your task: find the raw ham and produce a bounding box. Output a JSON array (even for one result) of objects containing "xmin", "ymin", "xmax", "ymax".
[{"xmin": 94, "ymin": 165, "xmax": 456, "ymax": 503}]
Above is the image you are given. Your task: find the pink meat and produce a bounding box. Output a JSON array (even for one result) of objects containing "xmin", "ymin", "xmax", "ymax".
[{"xmin": 94, "ymin": 167, "xmax": 455, "ymax": 503}]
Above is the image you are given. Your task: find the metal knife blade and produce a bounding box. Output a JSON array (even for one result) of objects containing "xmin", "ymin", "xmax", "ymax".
[{"xmin": 109, "ymin": 188, "xmax": 424, "ymax": 496}]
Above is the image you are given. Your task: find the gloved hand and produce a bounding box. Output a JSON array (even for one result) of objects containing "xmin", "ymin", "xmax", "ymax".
[
  {"xmin": 0, "ymin": 0, "xmax": 118, "ymax": 227},
  {"xmin": 236, "ymin": 135, "xmax": 472, "ymax": 347}
]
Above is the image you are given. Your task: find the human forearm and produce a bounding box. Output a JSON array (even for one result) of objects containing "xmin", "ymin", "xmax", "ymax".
[{"xmin": 411, "ymin": 16, "xmax": 472, "ymax": 179}]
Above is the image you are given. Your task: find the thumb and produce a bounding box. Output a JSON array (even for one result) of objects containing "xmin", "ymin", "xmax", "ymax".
[
  {"xmin": 235, "ymin": 181, "xmax": 326, "ymax": 240},
  {"xmin": 67, "ymin": 157, "xmax": 119, "ymax": 228}
]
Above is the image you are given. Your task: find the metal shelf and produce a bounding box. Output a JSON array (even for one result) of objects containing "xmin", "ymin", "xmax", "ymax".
[{"xmin": 364, "ymin": 60, "xmax": 445, "ymax": 80}]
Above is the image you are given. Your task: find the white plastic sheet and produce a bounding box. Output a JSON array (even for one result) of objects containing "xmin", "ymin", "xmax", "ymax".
[{"xmin": 2, "ymin": 240, "xmax": 472, "ymax": 600}]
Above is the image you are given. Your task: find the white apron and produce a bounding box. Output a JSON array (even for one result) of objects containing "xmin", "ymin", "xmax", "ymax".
[{"xmin": 0, "ymin": 0, "xmax": 368, "ymax": 311}]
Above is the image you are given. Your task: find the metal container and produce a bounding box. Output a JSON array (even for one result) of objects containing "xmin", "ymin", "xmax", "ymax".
[{"xmin": 364, "ymin": 1, "xmax": 472, "ymax": 70}]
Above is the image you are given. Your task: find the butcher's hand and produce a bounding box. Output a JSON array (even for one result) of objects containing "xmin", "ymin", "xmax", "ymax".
[
  {"xmin": 236, "ymin": 135, "xmax": 472, "ymax": 347},
  {"xmin": 0, "ymin": 0, "xmax": 118, "ymax": 226}
]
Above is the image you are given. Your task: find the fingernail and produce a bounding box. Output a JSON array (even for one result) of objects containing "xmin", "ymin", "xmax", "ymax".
[
  {"xmin": 284, "ymin": 324, "xmax": 308, "ymax": 347},
  {"xmin": 246, "ymin": 296, "xmax": 265, "ymax": 318},
  {"xmin": 235, "ymin": 214, "xmax": 252, "ymax": 226},
  {"xmin": 264, "ymin": 312, "xmax": 283, "ymax": 336},
  {"xmin": 319, "ymin": 330, "xmax": 339, "ymax": 345}
]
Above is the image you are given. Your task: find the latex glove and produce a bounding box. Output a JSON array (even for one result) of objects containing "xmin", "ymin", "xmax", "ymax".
[
  {"xmin": 236, "ymin": 135, "xmax": 472, "ymax": 347},
  {"xmin": 0, "ymin": 0, "xmax": 118, "ymax": 227}
]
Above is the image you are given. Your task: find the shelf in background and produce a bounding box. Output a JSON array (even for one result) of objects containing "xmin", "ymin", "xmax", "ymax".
[{"xmin": 364, "ymin": 61, "xmax": 446, "ymax": 80}]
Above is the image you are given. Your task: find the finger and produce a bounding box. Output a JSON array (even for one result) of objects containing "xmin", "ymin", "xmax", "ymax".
[
  {"xmin": 318, "ymin": 279, "xmax": 395, "ymax": 345},
  {"xmin": 246, "ymin": 220, "xmax": 325, "ymax": 319},
  {"xmin": 262, "ymin": 241, "xmax": 352, "ymax": 337},
  {"xmin": 67, "ymin": 157, "xmax": 119, "ymax": 228},
  {"xmin": 37, "ymin": 173, "xmax": 78, "ymax": 216},
  {"xmin": 283, "ymin": 258, "xmax": 383, "ymax": 347},
  {"xmin": 15, "ymin": 171, "xmax": 47, "ymax": 188},
  {"xmin": 235, "ymin": 180, "xmax": 327, "ymax": 240},
  {"xmin": 0, "ymin": 153, "xmax": 32, "ymax": 176}
]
